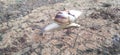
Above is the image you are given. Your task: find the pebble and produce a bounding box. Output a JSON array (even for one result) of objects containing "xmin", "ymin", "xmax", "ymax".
[{"xmin": 112, "ymin": 34, "xmax": 120, "ymax": 49}]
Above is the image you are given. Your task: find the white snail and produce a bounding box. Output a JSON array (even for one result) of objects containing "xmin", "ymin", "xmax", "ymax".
[{"xmin": 40, "ymin": 10, "xmax": 83, "ymax": 34}]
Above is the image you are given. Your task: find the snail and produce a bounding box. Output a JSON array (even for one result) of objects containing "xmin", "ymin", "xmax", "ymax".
[{"xmin": 40, "ymin": 10, "xmax": 83, "ymax": 35}]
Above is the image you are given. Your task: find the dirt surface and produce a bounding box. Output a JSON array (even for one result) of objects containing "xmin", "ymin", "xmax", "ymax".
[{"xmin": 0, "ymin": 0, "xmax": 120, "ymax": 55}]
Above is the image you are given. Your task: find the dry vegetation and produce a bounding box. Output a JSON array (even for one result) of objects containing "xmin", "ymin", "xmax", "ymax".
[{"xmin": 0, "ymin": 0, "xmax": 120, "ymax": 55}]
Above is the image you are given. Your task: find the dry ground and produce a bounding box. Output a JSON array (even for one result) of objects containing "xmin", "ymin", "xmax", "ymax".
[{"xmin": 0, "ymin": 0, "xmax": 120, "ymax": 55}]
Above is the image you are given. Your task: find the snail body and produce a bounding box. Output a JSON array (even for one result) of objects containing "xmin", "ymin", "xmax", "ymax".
[{"xmin": 41, "ymin": 10, "xmax": 83, "ymax": 33}]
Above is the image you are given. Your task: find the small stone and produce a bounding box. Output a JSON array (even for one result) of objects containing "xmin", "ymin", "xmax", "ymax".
[
  {"xmin": 17, "ymin": 37, "xmax": 26, "ymax": 43},
  {"xmin": 113, "ymin": 19, "xmax": 120, "ymax": 24},
  {"xmin": 112, "ymin": 35, "xmax": 120, "ymax": 49},
  {"xmin": 89, "ymin": 24, "xmax": 101, "ymax": 30},
  {"xmin": 40, "ymin": 19, "xmax": 45, "ymax": 23},
  {"xmin": 55, "ymin": 43, "xmax": 64, "ymax": 49},
  {"xmin": 0, "ymin": 34, "xmax": 3, "ymax": 41},
  {"xmin": 85, "ymin": 49, "xmax": 94, "ymax": 53},
  {"xmin": 101, "ymin": 3, "xmax": 111, "ymax": 7}
]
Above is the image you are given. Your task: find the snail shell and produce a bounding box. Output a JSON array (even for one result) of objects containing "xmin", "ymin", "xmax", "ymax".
[
  {"xmin": 54, "ymin": 10, "xmax": 82, "ymax": 25},
  {"xmin": 54, "ymin": 11, "xmax": 70, "ymax": 25}
]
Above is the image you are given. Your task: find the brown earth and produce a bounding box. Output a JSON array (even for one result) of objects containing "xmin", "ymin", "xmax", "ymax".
[{"xmin": 0, "ymin": 0, "xmax": 120, "ymax": 55}]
